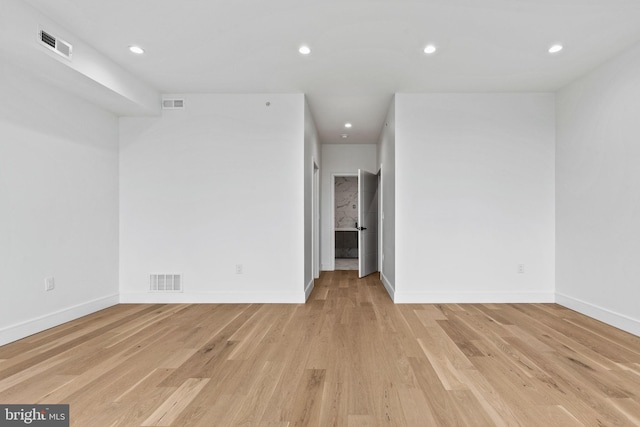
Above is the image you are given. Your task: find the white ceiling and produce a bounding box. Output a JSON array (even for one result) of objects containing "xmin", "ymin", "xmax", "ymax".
[{"xmin": 25, "ymin": 0, "xmax": 640, "ymax": 144}]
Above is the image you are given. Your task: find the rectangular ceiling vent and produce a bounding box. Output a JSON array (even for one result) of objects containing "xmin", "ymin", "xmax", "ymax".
[
  {"xmin": 150, "ymin": 274, "xmax": 183, "ymax": 292},
  {"xmin": 38, "ymin": 29, "xmax": 73, "ymax": 60},
  {"xmin": 162, "ymin": 99, "xmax": 185, "ymax": 110}
]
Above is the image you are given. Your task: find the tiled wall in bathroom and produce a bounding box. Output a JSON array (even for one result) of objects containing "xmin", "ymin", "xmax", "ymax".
[{"xmin": 335, "ymin": 176, "xmax": 357, "ymax": 228}]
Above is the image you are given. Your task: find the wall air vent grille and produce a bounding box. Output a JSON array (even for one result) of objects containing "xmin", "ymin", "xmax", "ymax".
[
  {"xmin": 162, "ymin": 99, "xmax": 185, "ymax": 109},
  {"xmin": 39, "ymin": 29, "xmax": 73, "ymax": 60},
  {"xmin": 40, "ymin": 30, "xmax": 56, "ymax": 48},
  {"xmin": 150, "ymin": 274, "xmax": 183, "ymax": 292}
]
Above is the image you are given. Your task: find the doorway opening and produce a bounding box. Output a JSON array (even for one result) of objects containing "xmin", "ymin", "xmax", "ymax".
[
  {"xmin": 332, "ymin": 171, "xmax": 380, "ymax": 277},
  {"xmin": 334, "ymin": 175, "xmax": 359, "ymax": 271}
]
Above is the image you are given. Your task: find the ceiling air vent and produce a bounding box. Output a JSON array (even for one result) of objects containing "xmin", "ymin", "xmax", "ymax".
[
  {"xmin": 39, "ymin": 29, "xmax": 73, "ymax": 60},
  {"xmin": 150, "ymin": 274, "xmax": 183, "ymax": 292},
  {"xmin": 162, "ymin": 99, "xmax": 185, "ymax": 110}
]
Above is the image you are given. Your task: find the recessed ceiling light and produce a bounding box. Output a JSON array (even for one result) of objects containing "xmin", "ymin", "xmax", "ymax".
[
  {"xmin": 341, "ymin": 134, "xmax": 349, "ymax": 139},
  {"xmin": 548, "ymin": 44, "xmax": 563, "ymax": 54},
  {"xmin": 299, "ymin": 45, "xmax": 311, "ymax": 55},
  {"xmin": 344, "ymin": 123, "xmax": 352, "ymax": 128},
  {"xmin": 129, "ymin": 45, "xmax": 145, "ymax": 54},
  {"xmin": 423, "ymin": 44, "xmax": 437, "ymax": 54}
]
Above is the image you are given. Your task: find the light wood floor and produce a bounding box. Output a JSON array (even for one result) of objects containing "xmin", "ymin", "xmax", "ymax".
[{"xmin": 1, "ymin": 271, "xmax": 640, "ymax": 426}]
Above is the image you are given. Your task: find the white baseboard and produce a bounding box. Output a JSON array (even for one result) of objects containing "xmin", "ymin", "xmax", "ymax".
[
  {"xmin": 321, "ymin": 263, "xmax": 334, "ymax": 271},
  {"xmin": 380, "ymin": 271, "xmax": 395, "ymax": 301},
  {"xmin": 305, "ymin": 279, "xmax": 315, "ymax": 301},
  {"xmin": 556, "ymin": 293, "xmax": 640, "ymax": 337},
  {"xmin": 0, "ymin": 294, "xmax": 119, "ymax": 346},
  {"xmin": 393, "ymin": 291, "xmax": 555, "ymax": 304},
  {"xmin": 119, "ymin": 291, "xmax": 306, "ymax": 304}
]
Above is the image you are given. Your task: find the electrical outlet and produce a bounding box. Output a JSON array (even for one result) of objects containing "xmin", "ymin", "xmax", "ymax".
[
  {"xmin": 235, "ymin": 264, "xmax": 243, "ymax": 274},
  {"xmin": 45, "ymin": 277, "xmax": 55, "ymax": 291},
  {"xmin": 517, "ymin": 264, "xmax": 525, "ymax": 274}
]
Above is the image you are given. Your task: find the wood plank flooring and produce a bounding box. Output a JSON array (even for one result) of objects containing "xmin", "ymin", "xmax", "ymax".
[{"xmin": 1, "ymin": 271, "xmax": 640, "ymax": 426}]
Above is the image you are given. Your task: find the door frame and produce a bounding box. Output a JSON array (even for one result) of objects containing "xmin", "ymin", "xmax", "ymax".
[
  {"xmin": 331, "ymin": 172, "xmax": 358, "ymax": 271},
  {"xmin": 312, "ymin": 160, "xmax": 320, "ymax": 279},
  {"xmin": 377, "ymin": 166, "xmax": 383, "ymax": 274}
]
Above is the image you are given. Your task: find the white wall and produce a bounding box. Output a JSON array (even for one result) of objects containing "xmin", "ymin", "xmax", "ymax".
[
  {"xmin": 320, "ymin": 144, "xmax": 377, "ymax": 270},
  {"xmin": 304, "ymin": 98, "xmax": 321, "ymax": 299},
  {"xmin": 0, "ymin": 62, "xmax": 120, "ymax": 346},
  {"xmin": 395, "ymin": 93, "xmax": 555, "ymax": 303},
  {"xmin": 377, "ymin": 99, "xmax": 396, "ymax": 298},
  {"xmin": 119, "ymin": 94, "xmax": 306, "ymax": 303},
  {"xmin": 556, "ymin": 41, "xmax": 640, "ymax": 336}
]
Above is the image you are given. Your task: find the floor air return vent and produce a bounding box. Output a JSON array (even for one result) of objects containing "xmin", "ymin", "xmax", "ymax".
[{"xmin": 149, "ymin": 274, "xmax": 183, "ymax": 292}]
